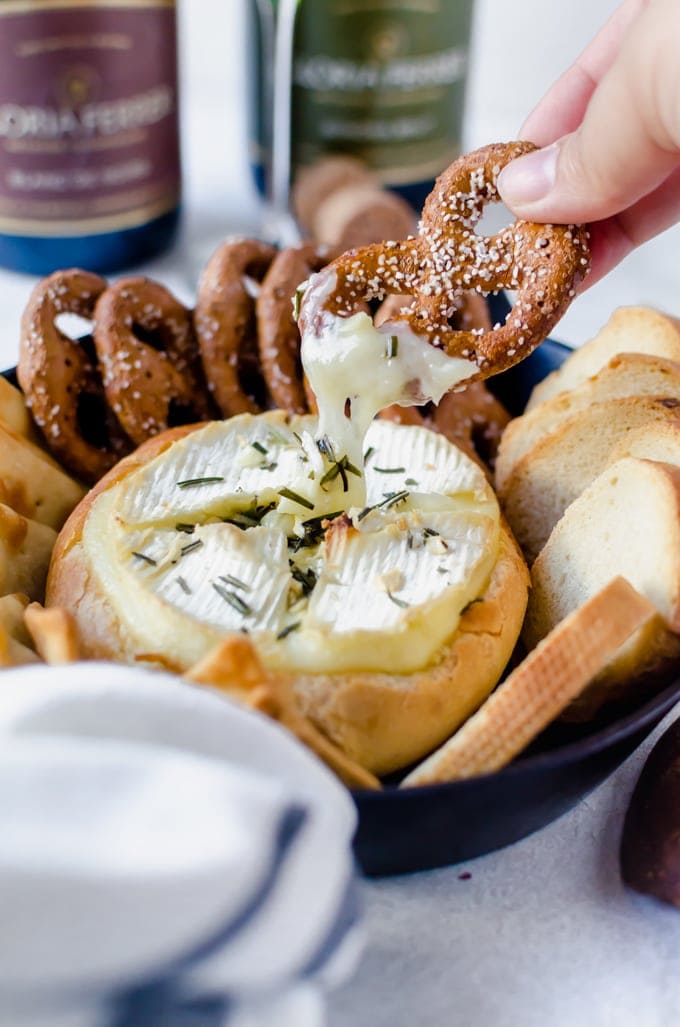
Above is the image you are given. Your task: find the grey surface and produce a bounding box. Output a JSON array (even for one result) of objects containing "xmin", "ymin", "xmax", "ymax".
[{"xmin": 329, "ymin": 708, "xmax": 680, "ymax": 1027}]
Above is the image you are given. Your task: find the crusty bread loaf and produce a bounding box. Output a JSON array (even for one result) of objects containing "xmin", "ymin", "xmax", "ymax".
[
  {"xmin": 501, "ymin": 396, "xmax": 680, "ymax": 563},
  {"xmin": 46, "ymin": 423, "xmax": 530, "ymax": 777},
  {"xmin": 496, "ymin": 353, "xmax": 680, "ymax": 495},
  {"xmin": 526, "ymin": 307, "xmax": 680, "ymax": 411},
  {"xmin": 525, "ymin": 457, "xmax": 680, "ymax": 716}
]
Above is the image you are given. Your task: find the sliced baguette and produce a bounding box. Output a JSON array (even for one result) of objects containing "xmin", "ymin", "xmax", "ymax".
[
  {"xmin": 525, "ymin": 457, "xmax": 680, "ymax": 715},
  {"xmin": 502, "ymin": 396, "xmax": 680, "ymax": 563},
  {"xmin": 403, "ymin": 577, "xmax": 656, "ymax": 785},
  {"xmin": 607, "ymin": 419, "xmax": 680, "ymax": 466},
  {"xmin": 496, "ymin": 353, "xmax": 680, "ymax": 495},
  {"xmin": 526, "ymin": 307, "xmax": 680, "ymax": 411}
]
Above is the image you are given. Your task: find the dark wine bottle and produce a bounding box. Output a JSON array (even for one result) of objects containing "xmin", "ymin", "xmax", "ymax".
[{"xmin": 0, "ymin": 0, "xmax": 181, "ymax": 275}]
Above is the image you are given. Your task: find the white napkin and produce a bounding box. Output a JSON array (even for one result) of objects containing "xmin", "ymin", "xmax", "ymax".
[{"xmin": 0, "ymin": 662, "xmax": 362, "ymax": 1027}]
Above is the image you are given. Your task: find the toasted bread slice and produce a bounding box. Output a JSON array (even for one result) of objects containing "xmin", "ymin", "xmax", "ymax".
[
  {"xmin": 525, "ymin": 457, "xmax": 680, "ymax": 714},
  {"xmin": 496, "ymin": 353, "xmax": 680, "ymax": 495},
  {"xmin": 526, "ymin": 307, "xmax": 680, "ymax": 411},
  {"xmin": 607, "ymin": 419, "xmax": 680, "ymax": 466},
  {"xmin": 502, "ymin": 396, "xmax": 680, "ymax": 563},
  {"xmin": 0, "ymin": 421, "xmax": 85, "ymax": 529},
  {"xmin": 404, "ymin": 577, "xmax": 656, "ymax": 785}
]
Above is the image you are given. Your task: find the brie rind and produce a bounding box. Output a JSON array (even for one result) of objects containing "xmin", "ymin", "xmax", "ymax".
[{"xmin": 84, "ymin": 415, "xmax": 499, "ymax": 675}]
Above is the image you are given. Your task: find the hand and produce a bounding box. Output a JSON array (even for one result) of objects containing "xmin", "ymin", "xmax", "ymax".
[{"xmin": 497, "ymin": 0, "xmax": 680, "ymax": 287}]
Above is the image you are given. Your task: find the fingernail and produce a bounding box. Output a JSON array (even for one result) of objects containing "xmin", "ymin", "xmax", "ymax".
[{"xmin": 498, "ymin": 143, "xmax": 559, "ymax": 206}]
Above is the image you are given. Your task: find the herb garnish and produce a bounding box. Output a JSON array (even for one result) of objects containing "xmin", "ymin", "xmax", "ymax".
[
  {"xmin": 363, "ymin": 446, "xmax": 375, "ymax": 463},
  {"xmin": 385, "ymin": 335, "xmax": 398, "ymax": 359},
  {"xmin": 251, "ymin": 440, "xmax": 268, "ymax": 455},
  {"xmin": 405, "ymin": 477, "xmax": 418, "ymax": 487},
  {"xmin": 374, "ymin": 466, "xmax": 405, "ymax": 474},
  {"xmin": 316, "ymin": 435, "xmax": 336, "ymax": 460},
  {"xmin": 278, "ymin": 487, "xmax": 315, "ymax": 510},
  {"xmin": 180, "ymin": 539, "xmax": 203, "ymax": 556},
  {"xmin": 357, "ymin": 489, "xmax": 410, "ymax": 521},
  {"xmin": 175, "ymin": 522, "xmax": 195, "ymax": 534},
  {"xmin": 277, "ymin": 622, "xmax": 301, "ymax": 640},
  {"xmin": 219, "ymin": 573, "xmax": 249, "ymax": 591},
  {"xmin": 131, "ymin": 551, "xmax": 157, "ymax": 566},
  {"xmin": 387, "ymin": 589, "xmax": 410, "ymax": 609},
  {"xmin": 177, "ymin": 476, "xmax": 224, "ymax": 489},
  {"xmin": 177, "ymin": 576, "xmax": 192, "ymax": 594},
  {"xmin": 319, "ymin": 453, "xmax": 361, "ymax": 492},
  {"xmin": 212, "ymin": 581, "xmax": 253, "ymax": 616},
  {"xmin": 290, "ymin": 561, "xmax": 317, "ymax": 596},
  {"xmin": 224, "ymin": 500, "xmax": 276, "ymax": 529}
]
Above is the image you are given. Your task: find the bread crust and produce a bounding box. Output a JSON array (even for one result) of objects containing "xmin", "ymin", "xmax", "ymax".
[{"xmin": 47, "ymin": 424, "xmax": 529, "ymax": 775}]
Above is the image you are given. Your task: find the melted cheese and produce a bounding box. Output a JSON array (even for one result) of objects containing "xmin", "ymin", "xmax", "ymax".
[{"xmin": 85, "ymin": 417, "xmax": 500, "ymax": 675}]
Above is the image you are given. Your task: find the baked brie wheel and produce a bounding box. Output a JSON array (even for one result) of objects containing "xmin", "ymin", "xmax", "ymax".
[{"xmin": 47, "ymin": 414, "xmax": 528, "ymax": 776}]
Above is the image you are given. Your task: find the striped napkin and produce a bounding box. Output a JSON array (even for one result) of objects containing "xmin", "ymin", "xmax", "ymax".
[{"xmin": 0, "ymin": 662, "xmax": 361, "ymax": 1027}]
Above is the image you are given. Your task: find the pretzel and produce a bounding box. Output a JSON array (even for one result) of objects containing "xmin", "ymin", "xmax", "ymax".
[
  {"xmin": 94, "ymin": 277, "xmax": 212, "ymax": 446},
  {"xmin": 194, "ymin": 239, "xmax": 277, "ymax": 417},
  {"xmin": 18, "ymin": 269, "xmax": 133, "ymax": 482},
  {"xmin": 256, "ymin": 243, "xmax": 334, "ymax": 414},
  {"xmin": 298, "ymin": 141, "xmax": 590, "ymax": 378}
]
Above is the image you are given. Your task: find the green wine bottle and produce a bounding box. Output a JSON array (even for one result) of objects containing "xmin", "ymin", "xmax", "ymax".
[{"xmin": 250, "ymin": 0, "xmax": 475, "ymax": 213}]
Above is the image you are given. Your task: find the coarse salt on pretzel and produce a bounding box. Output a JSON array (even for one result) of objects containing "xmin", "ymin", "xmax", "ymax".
[
  {"xmin": 256, "ymin": 243, "xmax": 334, "ymax": 414},
  {"xmin": 18, "ymin": 269, "xmax": 133, "ymax": 483},
  {"xmin": 94, "ymin": 277, "xmax": 213, "ymax": 446},
  {"xmin": 299, "ymin": 141, "xmax": 589, "ymax": 378},
  {"xmin": 194, "ymin": 238, "xmax": 277, "ymax": 417}
]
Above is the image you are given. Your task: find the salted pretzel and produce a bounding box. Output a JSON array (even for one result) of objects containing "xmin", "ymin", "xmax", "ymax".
[
  {"xmin": 94, "ymin": 277, "xmax": 212, "ymax": 446},
  {"xmin": 256, "ymin": 243, "xmax": 334, "ymax": 414},
  {"xmin": 194, "ymin": 238, "xmax": 277, "ymax": 417},
  {"xmin": 18, "ymin": 269, "xmax": 133, "ymax": 483},
  {"xmin": 298, "ymin": 141, "xmax": 590, "ymax": 377}
]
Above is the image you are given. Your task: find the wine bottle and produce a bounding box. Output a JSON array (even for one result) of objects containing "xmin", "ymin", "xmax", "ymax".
[
  {"xmin": 0, "ymin": 0, "xmax": 181, "ymax": 275},
  {"xmin": 250, "ymin": 0, "xmax": 475, "ymax": 214}
]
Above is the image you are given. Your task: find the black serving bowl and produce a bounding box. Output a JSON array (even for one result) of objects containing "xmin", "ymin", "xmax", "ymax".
[{"xmin": 352, "ymin": 300, "xmax": 680, "ymax": 877}]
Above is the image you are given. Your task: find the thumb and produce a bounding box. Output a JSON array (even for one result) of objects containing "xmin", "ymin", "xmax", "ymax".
[{"xmin": 498, "ymin": 0, "xmax": 680, "ymax": 224}]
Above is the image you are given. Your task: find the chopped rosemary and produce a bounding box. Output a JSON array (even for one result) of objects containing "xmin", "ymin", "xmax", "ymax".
[
  {"xmin": 385, "ymin": 335, "xmax": 399, "ymax": 359},
  {"xmin": 277, "ymin": 621, "xmax": 301, "ymax": 640},
  {"xmin": 387, "ymin": 589, "xmax": 410, "ymax": 609},
  {"xmin": 131, "ymin": 550, "xmax": 157, "ymax": 566},
  {"xmin": 278, "ymin": 487, "xmax": 314, "ymax": 510},
  {"xmin": 290, "ymin": 561, "xmax": 317, "ymax": 596},
  {"xmin": 176, "ymin": 575, "xmax": 192, "ymax": 594},
  {"xmin": 437, "ymin": 565, "xmax": 448, "ymax": 574},
  {"xmin": 251, "ymin": 440, "xmax": 268, "ymax": 455},
  {"xmin": 316, "ymin": 435, "xmax": 336, "ymax": 460},
  {"xmin": 404, "ymin": 478, "xmax": 419, "ymax": 487},
  {"xmin": 363, "ymin": 446, "xmax": 375, "ymax": 463},
  {"xmin": 219, "ymin": 573, "xmax": 249, "ymax": 591},
  {"xmin": 261, "ymin": 461, "xmax": 278, "ymax": 472},
  {"xmin": 292, "ymin": 431, "xmax": 303, "ymax": 446},
  {"xmin": 357, "ymin": 490, "xmax": 409, "ymax": 520},
  {"xmin": 374, "ymin": 466, "xmax": 406, "ymax": 474},
  {"xmin": 177, "ymin": 476, "xmax": 224, "ymax": 489},
  {"xmin": 180, "ymin": 539, "xmax": 203, "ymax": 556},
  {"xmin": 175, "ymin": 522, "xmax": 195, "ymax": 534},
  {"xmin": 292, "ymin": 286, "xmax": 305, "ymax": 321},
  {"xmin": 423, "ymin": 527, "xmax": 439, "ymax": 537},
  {"xmin": 212, "ymin": 581, "xmax": 253, "ymax": 616},
  {"xmin": 381, "ymin": 490, "xmax": 409, "ymax": 510}
]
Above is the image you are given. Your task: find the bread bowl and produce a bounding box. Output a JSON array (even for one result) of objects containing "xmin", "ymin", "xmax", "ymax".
[{"xmin": 47, "ymin": 413, "xmax": 529, "ymax": 776}]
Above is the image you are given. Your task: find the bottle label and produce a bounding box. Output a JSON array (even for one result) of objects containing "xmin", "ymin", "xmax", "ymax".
[
  {"xmin": 289, "ymin": 0, "xmax": 474, "ymax": 188},
  {"xmin": 0, "ymin": 0, "xmax": 180, "ymax": 237}
]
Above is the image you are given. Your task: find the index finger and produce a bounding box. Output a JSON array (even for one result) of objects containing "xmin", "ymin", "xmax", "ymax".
[{"xmin": 521, "ymin": 0, "xmax": 649, "ymax": 144}]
